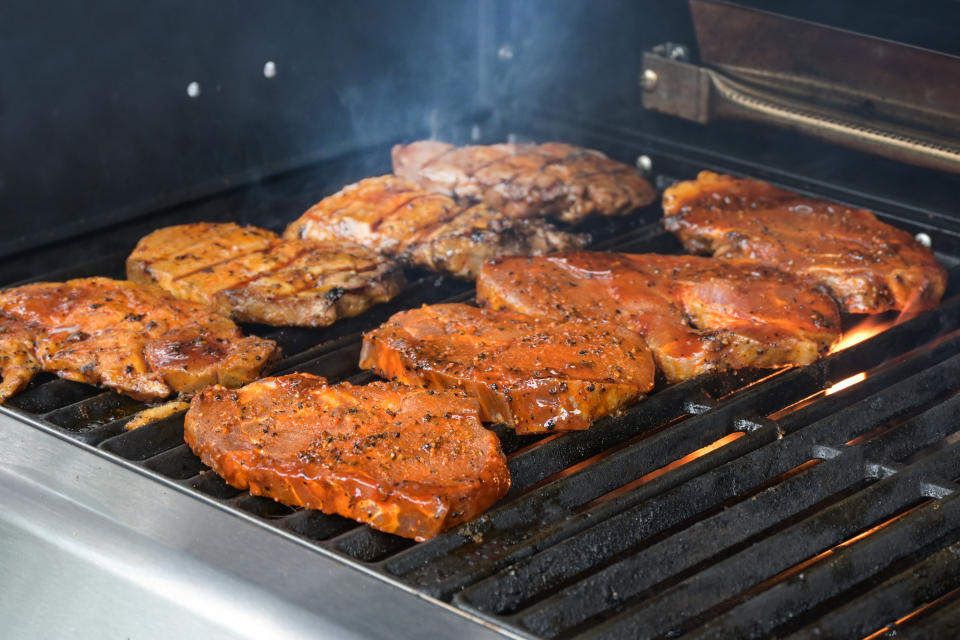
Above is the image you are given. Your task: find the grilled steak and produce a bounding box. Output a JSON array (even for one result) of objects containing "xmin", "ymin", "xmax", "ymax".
[
  {"xmin": 184, "ymin": 373, "xmax": 510, "ymax": 541},
  {"xmin": 403, "ymin": 204, "xmax": 585, "ymax": 281},
  {"xmin": 392, "ymin": 140, "xmax": 656, "ymax": 222},
  {"xmin": 477, "ymin": 253, "xmax": 841, "ymax": 383},
  {"xmin": 359, "ymin": 304, "xmax": 655, "ymax": 434},
  {"xmin": 284, "ymin": 175, "xmax": 587, "ymax": 280},
  {"xmin": 662, "ymin": 171, "xmax": 947, "ymax": 314},
  {"xmin": 0, "ymin": 277, "xmax": 278, "ymax": 402},
  {"xmin": 127, "ymin": 223, "xmax": 404, "ymax": 327}
]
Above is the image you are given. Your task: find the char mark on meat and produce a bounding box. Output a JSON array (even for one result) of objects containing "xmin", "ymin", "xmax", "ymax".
[
  {"xmin": 284, "ymin": 175, "xmax": 586, "ymax": 280},
  {"xmin": 127, "ymin": 223, "xmax": 405, "ymax": 327}
]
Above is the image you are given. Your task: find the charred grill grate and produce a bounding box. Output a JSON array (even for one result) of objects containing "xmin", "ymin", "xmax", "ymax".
[{"xmin": 4, "ymin": 151, "xmax": 960, "ymax": 639}]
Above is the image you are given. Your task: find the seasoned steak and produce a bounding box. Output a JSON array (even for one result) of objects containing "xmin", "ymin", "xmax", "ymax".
[
  {"xmin": 284, "ymin": 175, "xmax": 586, "ymax": 280},
  {"xmin": 360, "ymin": 304, "xmax": 654, "ymax": 434},
  {"xmin": 184, "ymin": 374, "xmax": 510, "ymax": 541},
  {"xmin": 662, "ymin": 171, "xmax": 947, "ymax": 314},
  {"xmin": 0, "ymin": 277, "xmax": 278, "ymax": 402},
  {"xmin": 404, "ymin": 204, "xmax": 587, "ymax": 281},
  {"xmin": 127, "ymin": 223, "xmax": 404, "ymax": 327},
  {"xmin": 392, "ymin": 140, "xmax": 656, "ymax": 222},
  {"xmin": 477, "ymin": 253, "xmax": 841, "ymax": 383}
]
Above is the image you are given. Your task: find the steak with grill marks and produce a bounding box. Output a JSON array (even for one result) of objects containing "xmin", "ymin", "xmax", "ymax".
[
  {"xmin": 391, "ymin": 140, "xmax": 656, "ymax": 222},
  {"xmin": 127, "ymin": 223, "xmax": 404, "ymax": 327},
  {"xmin": 0, "ymin": 277, "xmax": 278, "ymax": 402},
  {"xmin": 662, "ymin": 171, "xmax": 947, "ymax": 314},
  {"xmin": 359, "ymin": 304, "xmax": 655, "ymax": 434},
  {"xmin": 283, "ymin": 175, "xmax": 586, "ymax": 280},
  {"xmin": 184, "ymin": 373, "xmax": 510, "ymax": 541},
  {"xmin": 477, "ymin": 253, "xmax": 841, "ymax": 383}
]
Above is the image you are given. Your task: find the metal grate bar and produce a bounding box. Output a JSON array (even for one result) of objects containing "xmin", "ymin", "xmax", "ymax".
[
  {"xmin": 578, "ymin": 446, "xmax": 960, "ymax": 640},
  {"xmin": 489, "ymin": 454, "xmax": 870, "ymax": 636},
  {"xmin": 783, "ymin": 539, "xmax": 960, "ymax": 640},
  {"xmin": 187, "ymin": 470, "xmax": 243, "ymax": 500},
  {"xmin": 689, "ymin": 507, "xmax": 960, "ymax": 639},
  {"xmin": 99, "ymin": 412, "xmax": 186, "ymax": 461},
  {"xmin": 42, "ymin": 391, "xmax": 146, "ymax": 434},
  {"xmin": 383, "ymin": 331, "xmax": 960, "ymax": 599},
  {"xmin": 387, "ymin": 395, "xmax": 745, "ymax": 597},
  {"xmin": 3, "ymin": 378, "xmax": 101, "ymax": 414},
  {"xmin": 455, "ymin": 354, "xmax": 960, "ymax": 636},
  {"xmin": 894, "ymin": 590, "xmax": 960, "ymax": 639}
]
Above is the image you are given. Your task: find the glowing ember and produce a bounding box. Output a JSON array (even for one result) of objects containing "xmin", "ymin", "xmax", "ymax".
[
  {"xmin": 862, "ymin": 585, "xmax": 960, "ymax": 640},
  {"xmin": 581, "ymin": 432, "xmax": 745, "ymax": 508},
  {"xmin": 743, "ymin": 500, "xmax": 931, "ymax": 609},
  {"xmin": 626, "ymin": 432, "xmax": 744, "ymax": 488},
  {"xmin": 825, "ymin": 372, "xmax": 866, "ymax": 396}
]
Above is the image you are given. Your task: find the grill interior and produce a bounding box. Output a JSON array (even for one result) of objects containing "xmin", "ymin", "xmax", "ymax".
[{"xmin": 5, "ymin": 138, "xmax": 960, "ymax": 639}]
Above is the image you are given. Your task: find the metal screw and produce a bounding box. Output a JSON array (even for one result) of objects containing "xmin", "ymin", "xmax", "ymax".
[
  {"xmin": 498, "ymin": 44, "xmax": 514, "ymax": 61},
  {"xmin": 915, "ymin": 232, "xmax": 932, "ymax": 248},
  {"xmin": 652, "ymin": 42, "xmax": 691, "ymax": 63},
  {"xmin": 186, "ymin": 81, "xmax": 201, "ymax": 98},
  {"xmin": 470, "ymin": 124, "xmax": 481, "ymax": 142},
  {"xmin": 641, "ymin": 69, "xmax": 659, "ymax": 91},
  {"xmin": 666, "ymin": 44, "xmax": 690, "ymax": 61},
  {"xmin": 263, "ymin": 61, "xmax": 277, "ymax": 78},
  {"xmin": 636, "ymin": 154, "xmax": 653, "ymax": 172}
]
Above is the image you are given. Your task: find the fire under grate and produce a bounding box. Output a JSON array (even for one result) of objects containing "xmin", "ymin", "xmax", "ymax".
[{"xmin": 4, "ymin": 155, "xmax": 960, "ymax": 639}]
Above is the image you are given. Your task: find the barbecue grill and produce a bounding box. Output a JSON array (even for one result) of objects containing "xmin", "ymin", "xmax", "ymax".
[{"xmin": 4, "ymin": 1, "xmax": 960, "ymax": 638}]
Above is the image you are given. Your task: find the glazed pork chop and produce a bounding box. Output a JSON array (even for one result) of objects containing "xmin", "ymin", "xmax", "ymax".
[
  {"xmin": 662, "ymin": 171, "xmax": 947, "ymax": 314},
  {"xmin": 403, "ymin": 203, "xmax": 583, "ymax": 279},
  {"xmin": 477, "ymin": 253, "xmax": 841, "ymax": 383},
  {"xmin": 284, "ymin": 175, "xmax": 587, "ymax": 280},
  {"xmin": 392, "ymin": 140, "xmax": 656, "ymax": 222},
  {"xmin": 184, "ymin": 373, "xmax": 510, "ymax": 541},
  {"xmin": 359, "ymin": 304, "xmax": 655, "ymax": 434},
  {"xmin": 0, "ymin": 277, "xmax": 277, "ymax": 402},
  {"xmin": 128, "ymin": 223, "xmax": 404, "ymax": 327}
]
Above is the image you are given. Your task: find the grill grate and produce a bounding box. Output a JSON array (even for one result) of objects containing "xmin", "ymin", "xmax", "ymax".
[{"xmin": 5, "ymin": 159, "xmax": 960, "ymax": 638}]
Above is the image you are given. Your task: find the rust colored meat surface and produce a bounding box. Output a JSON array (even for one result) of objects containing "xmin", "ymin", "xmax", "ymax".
[
  {"xmin": 0, "ymin": 277, "xmax": 278, "ymax": 402},
  {"xmin": 392, "ymin": 140, "xmax": 656, "ymax": 222},
  {"xmin": 359, "ymin": 304, "xmax": 654, "ymax": 434},
  {"xmin": 283, "ymin": 175, "xmax": 586, "ymax": 280},
  {"xmin": 184, "ymin": 373, "xmax": 510, "ymax": 541},
  {"xmin": 477, "ymin": 253, "xmax": 841, "ymax": 383},
  {"xmin": 127, "ymin": 223, "xmax": 404, "ymax": 327},
  {"xmin": 662, "ymin": 171, "xmax": 947, "ymax": 314}
]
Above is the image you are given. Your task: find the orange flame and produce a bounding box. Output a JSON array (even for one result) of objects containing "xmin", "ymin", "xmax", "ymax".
[
  {"xmin": 774, "ymin": 295, "xmax": 932, "ymax": 417},
  {"xmin": 831, "ymin": 289, "xmax": 929, "ymax": 354},
  {"xmin": 830, "ymin": 315, "xmax": 895, "ymax": 352}
]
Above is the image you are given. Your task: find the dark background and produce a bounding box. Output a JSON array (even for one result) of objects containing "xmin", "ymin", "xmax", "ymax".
[{"xmin": 2, "ymin": 0, "xmax": 960, "ymax": 262}]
